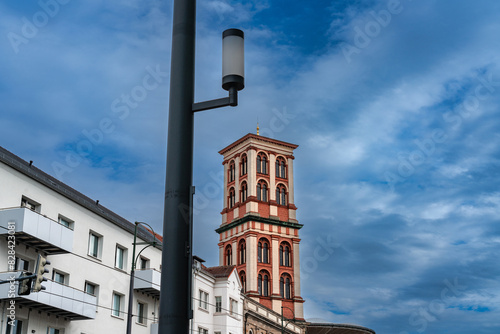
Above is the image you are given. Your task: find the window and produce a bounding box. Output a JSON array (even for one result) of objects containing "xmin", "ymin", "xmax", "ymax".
[
  {"xmin": 58, "ymin": 215, "xmax": 73, "ymax": 229},
  {"xmin": 276, "ymin": 157, "xmax": 287, "ymax": 178},
  {"xmin": 276, "ymin": 184, "xmax": 287, "ymax": 206},
  {"xmin": 85, "ymin": 281, "xmax": 98, "ymax": 298},
  {"xmin": 240, "ymin": 181, "xmax": 248, "ymax": 202},
  {"xmin": 230, "ymin": 298, "xmax": 238, "ymax": 316},
  {"xmin": 215, "ymin": 296, "xmax": 222, "ymax": 312},
  {"xmin": 225, "ymin": 244, "xmax": 232, "ymax": 266},
  {"xmin": 139, "ymin": 257, "xmax": 149, "ymax": 270},
  {"xmin": 15, "ymin": 257, "xmax": 30, "ymax": 271},
  {"xmin": 239, "ymin": 240, "xmax": 246, "ymax": 265},
  {"xmin": 228, "ymin": 161, "xmax": 235, "ymax": 182},
  {"xmin": 199, "ymin": 290, "xmax": 208, "ymax": 310},
  {"xmin": 53, "ymin": 270, "xmax": 67, "ymax": 285},
  {"xmin": 21, "ymin": 196, "xmax": 40, "ymax": 212},
  {"xmin": 257, "ymin": 180, "xmax": 268, "ymax": 202},
  {"xmin": 239, "ymin": 271, "xmax": 246, "ymax": 292},
  {"xmin": 228, "ymin": 187, "xmax": 236, "ymax": 208},
  {"xmin": 115, "ymin": 245, "xmax": 127, "ymax": 270},
  {"xmin": 258, "ymin": 272, "xmax": 270, "ymax": 296},
  {"xmin": 240, "ymin": 154, "xmax": 248, "ymax": 176},
  {"xmin": 198, "ymin": 328, "xmax": 208, "ymax": 334},
  {"xmin": 112, "ymin": 292, "xmax": 123, "ymax": 317},
  {"xmin": 258, "ymin": 239, "xmax": 269, "ymax": 263},
  {"xmin": 137, "ymin": 302, "xmax": 147, "ymax": 325},
  {"xmin": 48, "ymin": 328, "xmax": 64, "ymax": 334},
  {"xmin": 280, "ymin": 275, "xmax": 292, "ymax": 299},
  {"xmin": 280, "ymin": 243, "xmax": 291, "ymax": 267},
  {"xmin": 6, "ymin": 319, "xmax": 23, "ymax": 334},
  {"xmin": 257, "ymin": 152, "xmax": 268, "ymax": 174},
  {"xmin": 88, "ymin": 232, "xmax": 102, "ymax": 258}
]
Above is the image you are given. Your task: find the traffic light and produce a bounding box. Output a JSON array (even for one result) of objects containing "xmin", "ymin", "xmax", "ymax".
[
  {"xmin": 33, "ymin": 254, "xmax": 50, "ymax": 292},
  {"xmin": 17, "ymin": 271, "xmax": 33, "ymax": 296}
]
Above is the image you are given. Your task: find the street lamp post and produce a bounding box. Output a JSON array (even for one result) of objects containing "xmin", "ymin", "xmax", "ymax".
[
  {"xmin": 281, "ymin": 306, "xmax": 296, "ymax": 334},
  {"xmin": 126, "ymin": 222, "xmax": 159, "ymax": 334},
  {"xmin": 159, "ymin": 0, "xmax": 244, "ymax": 333}
]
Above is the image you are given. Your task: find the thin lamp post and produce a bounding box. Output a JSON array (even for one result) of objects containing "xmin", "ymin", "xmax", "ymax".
[
  {"xmin": 281, "ymin": 306, "xmax": 296, "ymax": 334},
  {"xmin": 159, "ymin": 0, "xmax": 244, "ymax": 332},
  {"xmin": 126, "ymin": 221, "xmax": 159, "ymax": 334}
]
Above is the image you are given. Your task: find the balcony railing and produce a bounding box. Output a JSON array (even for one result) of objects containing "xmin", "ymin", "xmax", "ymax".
[
  {"xmin": 0, "ymin": 272, "xmax": 97, "ymax": 320},
  {"xmin": 134, "ymin": 268, "xmax": 161, "ymax": 298},
  {"xmin": 0, "ymin": 208, "xmax": 73, "ymax": 254}
]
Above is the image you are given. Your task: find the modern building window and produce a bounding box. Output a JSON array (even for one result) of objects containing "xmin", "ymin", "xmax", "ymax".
[
  {"xmin": 53, "ymin": 270, "xmax": 67, "ymax": 285},
  {"xmin": 139, "ymin": 257, "xmax": 149, "ymax": 270},
  {"xmin": 198, "ymin": 327, "xmax": 208, "ymax": 334},
  {"xmin": 276, "ymin": 157, "xmax": 287, "ymax": 178},
  {"xmin": 115, "ymin": 245, "xmax": 127, "ymax": 270},
  {"xmin": 228, "ymin": 187, "xmax": 236, "ymax": 208},
  {"xmin": 239, "ymin": 240, "xmax": 246, "ymax": 265},
  {"xmin": 58, "ymin": 215, "xmax": 73, "ymax": 229},
  {"xmin": 230, "ymin": 298, "xmax": 238, "ymax": 316},
  {"xmin": 225, "ymin": 244, "xmax": 232, "ymax": 266},
  {"xmin": 85, "ymin": 281, "xmax": 98, "ymax": 301},
  {"xmin": 276, "ymin": 184, "xmax": 287, "ymax": 205},
  {"xmin": 257, "ymin": 152, "xmax": 268, "ymax": 174},
  {"xmin": 112, "ymin": 292, "xmax": 123, "ymax": 317},
  {"xmin": 228, "ymin": 160, "xmax": 235, "ymax": 182},
  {"xmin": 88, "ymin": 231, "xmax": 102, "ymax": 258},
  {"xmin": 199, "ymin": 290, "xmax": 209, "ymax": 310},
  {"xmin": 137, "ymin": 302, "xmax": 147, "ymax": 325},
  {"xmin": 21, "ymin": 196, "xmax": 40, "ymax": 212},
  {"xmin": 240, "ymin": 181, "xmax": 248, "ymax": 202},
  {"xmin": 15, "ymin": 257, "xmax": 30, "ymax": 271},
  {"xmin": 5, "ymin": 319, "xmax": 23, "ymax": 334},
  {"xmin": 240, "ymin": 154, "xmax": 248, "ymax": 175},
  {"xmin": 215, "ymin": 296, "xmax": 222, "ymax": 312},
  {"xmin": 257, "ymin": 181, "xmax": 268, "ymax": 202}
]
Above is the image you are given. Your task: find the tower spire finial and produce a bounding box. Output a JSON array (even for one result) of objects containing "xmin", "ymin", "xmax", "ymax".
[{"xmin": 257, "ymin": 121, "xmax": 260, "ymax": 136}]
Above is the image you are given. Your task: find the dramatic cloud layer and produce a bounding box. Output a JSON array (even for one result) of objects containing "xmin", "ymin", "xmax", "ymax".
[{"xmin": 1, "ymin": 1, "xmax": 499, "ymax": 333}]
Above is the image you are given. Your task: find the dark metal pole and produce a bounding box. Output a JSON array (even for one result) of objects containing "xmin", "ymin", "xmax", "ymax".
[
  {"xmin": 159, "ymin": 0, "xmax": 196, "ymax": 332},
  {"xmin": 126, "ymin": 223, "xmax": 138, "ymax": 334}
]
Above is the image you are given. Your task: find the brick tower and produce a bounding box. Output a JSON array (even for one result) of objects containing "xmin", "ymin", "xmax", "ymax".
[{"xmin": 216, "ymin": 132, "xmax": 304, "ymax": 320}]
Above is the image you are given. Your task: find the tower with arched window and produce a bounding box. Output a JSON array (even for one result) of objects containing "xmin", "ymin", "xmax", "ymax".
[{"xmin": 216, "ymin": 133, "xmax": 304, "ymax": 320}]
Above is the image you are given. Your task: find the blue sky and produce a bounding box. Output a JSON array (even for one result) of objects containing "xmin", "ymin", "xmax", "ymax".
[{"xmin": 1, "ymin": 0, "xmax": 500, "ymax": 333}]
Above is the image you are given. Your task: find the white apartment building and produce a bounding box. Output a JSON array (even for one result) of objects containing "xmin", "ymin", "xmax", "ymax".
[
  {"xmin": 192, "ymin": 256, "xmax": 244, "ymax": 334},
  {"xmin": 0, "ymin": 145, "xmax": 244, "ymax": 334}
]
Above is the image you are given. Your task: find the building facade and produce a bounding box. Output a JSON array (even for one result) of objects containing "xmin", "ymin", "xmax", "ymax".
[{"xmin": 216, "ymin": 133, "xmax": 304, "ymax": 321}]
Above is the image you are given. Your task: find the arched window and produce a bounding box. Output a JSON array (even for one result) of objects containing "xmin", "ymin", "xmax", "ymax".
[
  {"xmin": 276, "ymin": 157, "xmax": 287, "ymax": 178},
  {"xmin": 276, "ymin": 184, "xmax": 287, "ymax": 205},
  {"xmin": 239, "ymin": 271, "xmax": 246, "ymax": 292},
  {"xmin": 228, "ymin": 160, "xmax": 235, "ymax": 182},
  {"xmin": 240, "ymin": 181, "xmax": 248, "ymax": 203},
  {"xmin": 257, "ymin": 180, "xmax": 268, "ymax": 202},
  {"xmin": 258, "ymin": 271, "xmax": 270, "ymax": 296},
  {"xmin": 239, "ymin": 240, "xmax": 246, "ymax": 265},
  {"xmin": 280, "ymin": 274, "xmax": 292, "ymax": 299},
  {"xmin": 257, "ymin": 152, "xmax": 268, "ymax": 174},
  {"xmin": 280, "ymin": 242, "xmax": 291, "ymax": 267},
  {"xmin": 240, "ymin": 154, "xmax": 248, "ymax": 176},
  {"xmin": 225, "ymin": 245, "xmax": 232, "ymax": 266},
  {"xmin": 258, "ymin": 238, "xmax": 270, "ymax": 263},
  {"xmin": 228, "ymin": 187, "xmax": 235, "ymax": 208}
]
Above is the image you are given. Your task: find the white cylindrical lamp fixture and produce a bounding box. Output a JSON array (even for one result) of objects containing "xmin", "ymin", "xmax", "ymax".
[{"xmin": 222, "ymin": 28, "xmax": 245, "ymax": 91}]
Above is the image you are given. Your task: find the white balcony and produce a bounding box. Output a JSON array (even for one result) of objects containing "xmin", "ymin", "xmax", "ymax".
[
  {"xmin": 134, "ymin": 269, "xmax": 161, "ymax": 298},
  {"xmin": 0, "ymin": 208, "xmax": 73, "ymax": 254},
  {"xmin": 0, "ymin": 272, "xmax": 97, "ymax": 320}
]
